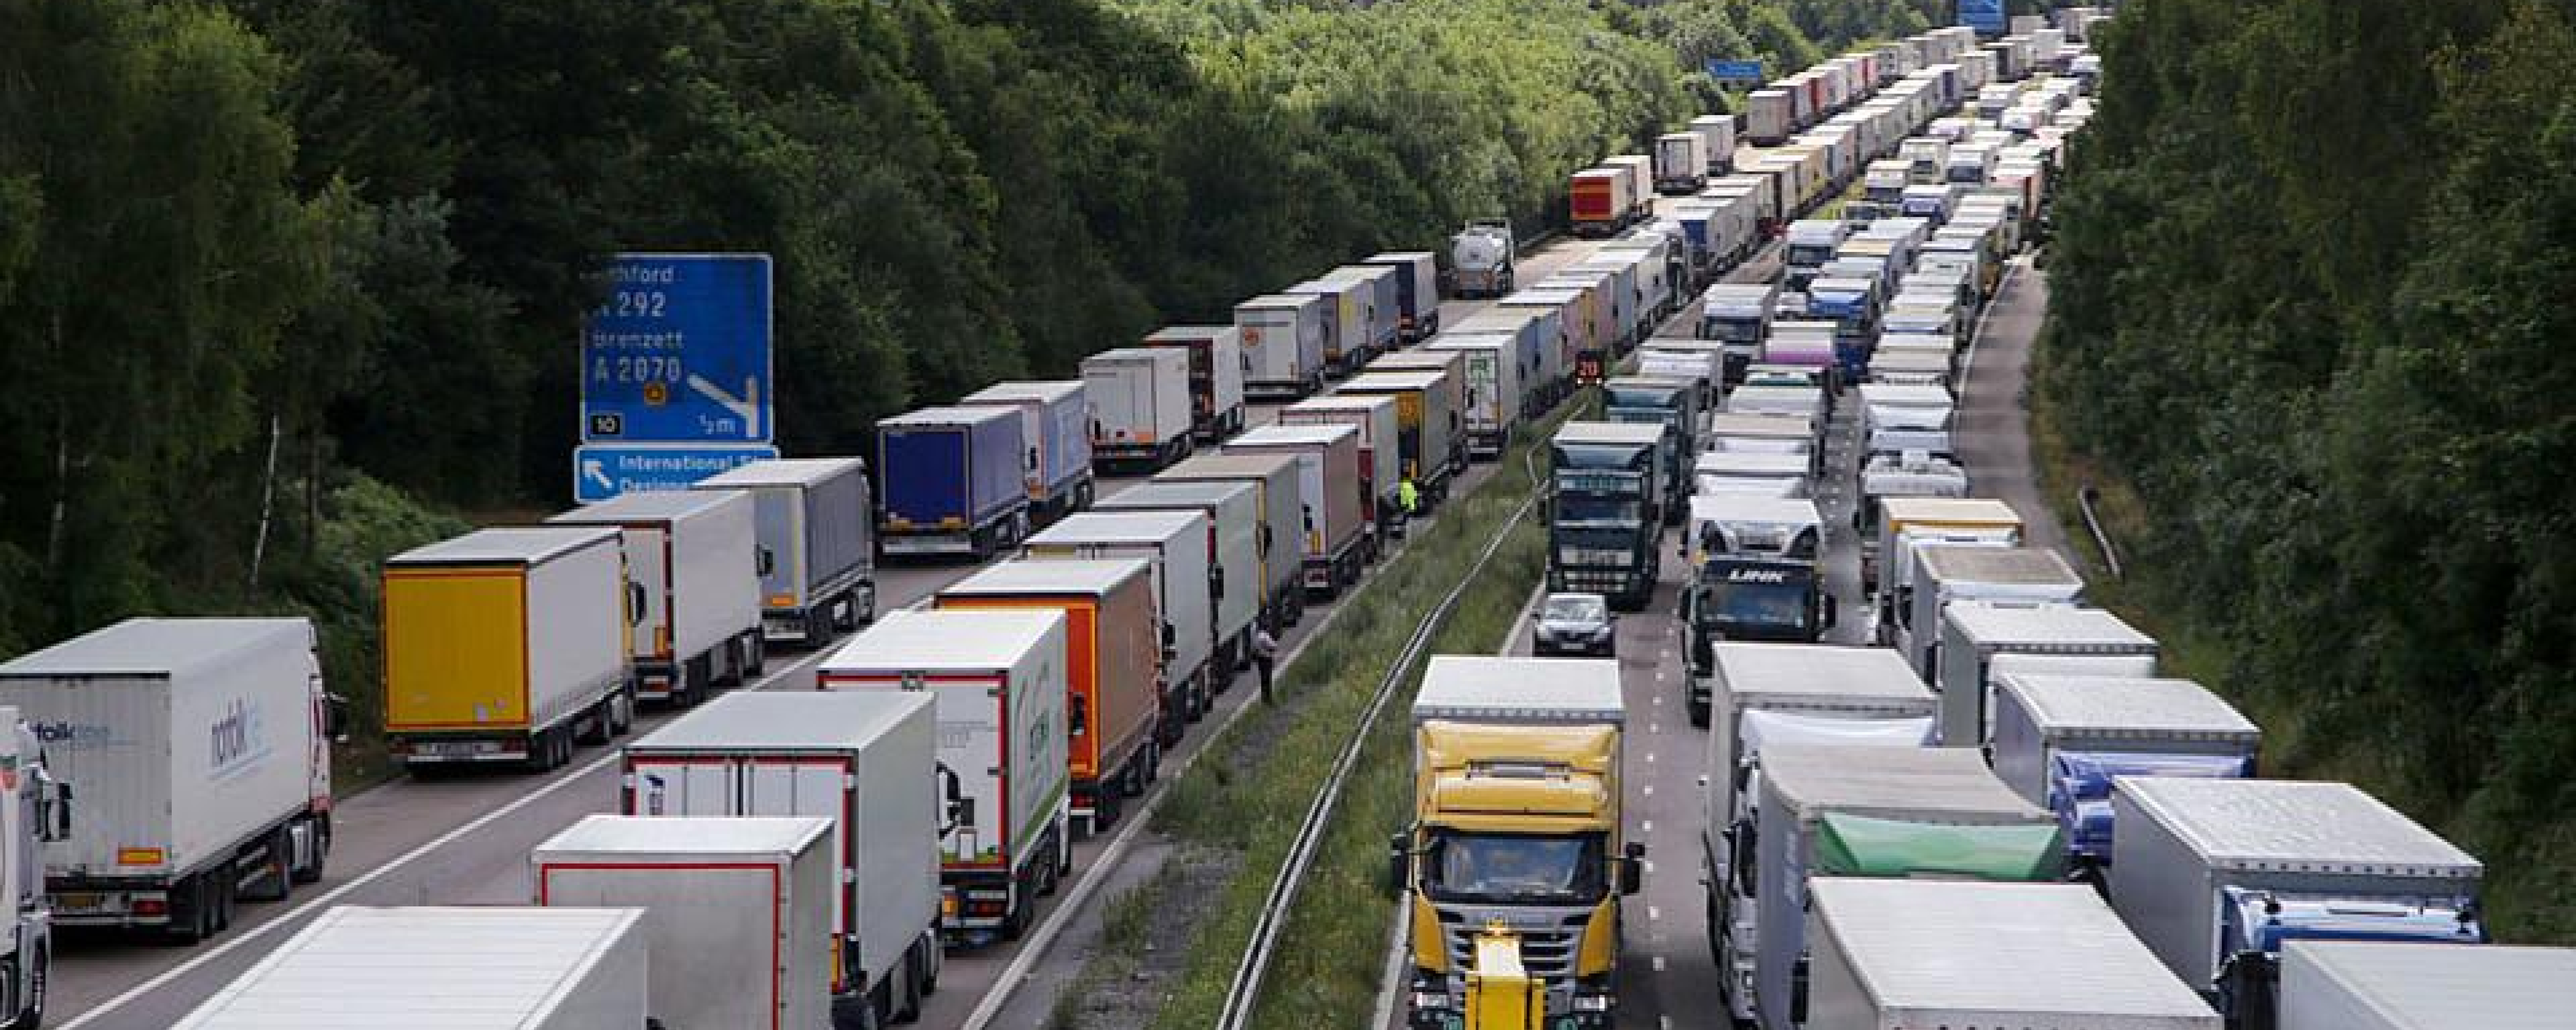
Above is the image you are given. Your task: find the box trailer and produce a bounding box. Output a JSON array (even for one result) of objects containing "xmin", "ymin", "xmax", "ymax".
[
  {"xmin": 1454, "ymin": 306, "xmax": 1564, "ymax": 409},
  {"xmin": 1656, "ymin": 132, "xmax": 1710, "ymax": 194},
  {"xmin": 1423, "ymin": 335, "xmax": 1524, "ymax": 458},
  {"xmin": 1894, "ymin": 544, "xmax": 2084, "ymax": 681},
  {"xmin": 937, "ymin": 558, "xmax": 1165, "ymax": 833},
  {"xmin": 0, "ymin": 618, "xmax": 334, "ymax": 942},
  {"xmin": 1807, "ymin": 879, "xmax": 2221, "ymax": 1030},
  {"xmin": 1097, "ymin": 480, "xmax": 1264, "ymax": 677},
  {"xmin": 1691, "ymin": 114, "xmax": 1737, "ymax": 174},
  {"xmin": 693, "ymin": 457, "xmax": 877, "ymax": 647},
  {"xmin": 2281, "ymin": 940, "xmax": 2573, "ymax": 1030},
  {"xmin": 1224, "ymin": 424, "xmax": 1368, "ymax": 599},
  {"xmin": 1279, "ymin": 395, "xmax": 1400, "ymax": 542},
  {"xmin": 534, "ymin": 815, "xmax": 841, "ymax": 1030},
  {"xmin": 1936, "ymin": 601, "xmax": 2159, "ymax": 747},
  {"xmin": 1571, "ymin": 167, "xmax": 1634, "ymax": 237},
  {"xmin": 1363, "ymin": 251, "xmax": 1442, "ymax": 341},
  {"xmin": 549, "ymin": 488, "xmax": 762, "ymax": 706},
  {"xmin": 1991, "ymin": 673, "xmax": 2258, "ymax": 875},
  {"xmin": 1753, "ymin": 745, "xmax": 2057, "ymax": 1030},
  {"xmin": 1082, "ymin": 347, "xmax": 1195, "ymax": 472},
  {"xmin": 1604, "ymin": 154, "xmax": 1655, "ymax": 217},
  {"xmin": 1235, "ymin": 293, "xmax": 1329, "ymax": 399},
  {"xmin": 1027, "ymin": 509, "xmax": 1219, "ymax": 726},
  {"xmin": 1141, "ymin": 326, "xmax": 1248, "ymax": 443},
  {"xmin": 383, "ymin": 527, "xmax": 630, "ymax": 771},
  {"xmin": 2111, "ymin": 778, "xmax": 2486, "ymax": 1020},
  {"xmin": 1324, "ymin": 264, "xmax": 1403, "ymax": 357},
  {"xmin": 171, "ymin": 906, "xmax": 647, "ymax": 1030},
  {"xmin": 1749, "ymin": 91, "xmax": 1794, "ymax": 144},
  {"xmin": 1340, "ymin": 369, "xmax": 1464, "ymax": 506},
  {"xmin": 877, "ymin": 405, "xmax": 1030, "ymax": 559},
  {"xmin": 957, "ymin": 380, "xmax": 1097, "ymax": 524},
  {"xmin": 1283, "ymin": 276, "xmax": 1374, "ymax": 376},
  {"xmin": 1155, "ymin": 453, "xmax": 1309, "ymax": 633},
  {"xmin": 818, "ymin": 609, "xmax": 1070, "ymax": 942},
  {"xmin": 621, "ymin": 691, "xmax": 941, "ymax": 1023}
]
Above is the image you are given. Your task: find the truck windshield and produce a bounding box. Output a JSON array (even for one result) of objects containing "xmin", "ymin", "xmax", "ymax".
[
  {"xmin": 1703, "ymin": 315, "xmax": 1764, "ymax": 343},
  {"xmin": 1702, "ymin": 577, "xmax": 1811, "ymax": 629},
  {"xmin": 1556, "ymin": 496, "xmax": 1643, "ymax": 525},
  {"xmin": 1426, "ymin": 831, "xmax": 1607, "ymax": 905},
  {"xmin": 1786, "ymin": 243, "xmax": 1837, "ymax": 268}
]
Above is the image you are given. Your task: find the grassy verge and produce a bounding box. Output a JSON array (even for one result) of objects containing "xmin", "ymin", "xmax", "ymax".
[{"xmin": 1049, "ymin": 403, "xmax": 1564, "ymax": 1030}]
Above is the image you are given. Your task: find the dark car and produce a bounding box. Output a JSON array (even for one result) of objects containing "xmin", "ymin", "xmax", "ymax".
[{"xmin": 1531, "ymin": 592, "xmax": 1617, "ymax": 657}]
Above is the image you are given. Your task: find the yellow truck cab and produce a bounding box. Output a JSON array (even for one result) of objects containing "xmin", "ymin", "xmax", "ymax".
[{"xmin": 1394, "ymin": 656, "xmax": 1636, "ymax": 1029}]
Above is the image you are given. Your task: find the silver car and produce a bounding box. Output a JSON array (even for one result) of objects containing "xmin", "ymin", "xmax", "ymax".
[{"xmin": 1531, "ymin": 592, "xmax": 1617, "ymax": 657}]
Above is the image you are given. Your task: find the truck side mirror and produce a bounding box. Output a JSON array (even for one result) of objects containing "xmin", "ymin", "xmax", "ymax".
[
  {"xmin": 1161, "ymin": 622, "xmax": 1177, "ymax": 660},
  {"xmin": 1823, "ymin": 594, "xmax": 1839, "ymax": 629},
  {"xmin": 626, "ymin": 582, "xmax": 647, "ymax": 626},
  {"xmin": 1387, "ymin": 833, "xmax": 1410, "ymax": 895},
  {"xmin": 1620, "ymin": 842, "xmax": 1646, "ymax": 896},
  {"xmin": 323, "ymin": 692, "xmax": 351, "ymax": 740},
  {"xmin": 756, "ymin": 546, "xmax": 775, "ymax": 578},
  {"xmin": 36, "ymin": 773, "xmax": 69, "ymax": 842},
  {"xmin": 1209, "ymin": 564, "xmax": 1225, "ymax": 600}
]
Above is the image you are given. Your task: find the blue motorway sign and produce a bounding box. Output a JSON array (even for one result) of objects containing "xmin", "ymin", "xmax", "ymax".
[
  {"xmin": 581, "ymin": 253, "xmax": 774, "ymax": 443},
  {"xmin": 574, "ymin": 443, "xmax": 779, "ymax": 504},
  {"xmin": 1705, "ymin": 59, "xmax": 1765, "ymax": 83},
  {"xmin": 1958, "ymin": 0, "xmax": 2007, "ymax": 37}
]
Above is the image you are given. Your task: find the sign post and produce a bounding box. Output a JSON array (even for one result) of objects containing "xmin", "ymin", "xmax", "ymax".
[{"xmin": 576, "ymin": 252, "xmax": 778, "ymax": 502}]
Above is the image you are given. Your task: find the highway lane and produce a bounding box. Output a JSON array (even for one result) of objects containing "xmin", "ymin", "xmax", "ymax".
[
  {"xmin": 1954, "ymin": 257, "xmax": 2075, "ymax": 561},
  {"xmin": 48, "ymin": 225, "xmax": 1658, "ymax": 1029}
]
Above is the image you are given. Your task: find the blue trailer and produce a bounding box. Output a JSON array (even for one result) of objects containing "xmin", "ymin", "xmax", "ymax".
[
  {"xmin": 877, "ymin": 405, "xmax": 1030, "ymax": 560},
  {"xmin": 960, "ymin": 380, "xmax": 1097, "ymax": 526}
]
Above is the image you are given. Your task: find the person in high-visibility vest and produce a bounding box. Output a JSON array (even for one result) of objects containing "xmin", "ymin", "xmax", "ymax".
[{"xmin": 1399, "ymin": 477, "xmax": 1422, "ymax": 519}]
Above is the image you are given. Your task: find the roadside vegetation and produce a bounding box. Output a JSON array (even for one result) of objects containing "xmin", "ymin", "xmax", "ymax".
[{"xmin": 2038, "ymin": 0, "xmax": 2576, "ymax": 940}]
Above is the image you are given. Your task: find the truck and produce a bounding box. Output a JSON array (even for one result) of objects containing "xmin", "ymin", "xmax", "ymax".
[
  {"xmin": 1279, "ymin": 395, "xmax": 1400, "ymax": 544},
  {"xmin": 1027, "ymin": 510, "xmax": 1219, "ymax": 726},
  {"xmin": 1893, "ymin": 545, "xmax": 2084, "ymax": 681},
  {"xmin": 0, "ymin": 709, "xmax": 61, "ymax": 1025},
  {"xmin": 621, "ymin": 690, "xmax": 943, "ymax": 1028},
  {"xmin": 1761, "ymin": 321, "xmax": 1844, "ymax": 388},
  {"xmin": 382, "ymin": 528, "xmax": 631, "ymax": 772},
  {"xmin": 2280, "ymin": 940, "xmax": 2570, "ymax": 1030},
  {"xmin": 1857, "ymin": 382, "xmax": 1956, "ymax": 461},
  {"xmin": 1806, "ymin": 277, "xmax": 1884, "ymax": 382},
  {"xmin": 936, "ymin": 558, "xmax": 1165, "ymax": 832},
  {"xmin": 958, "ymin": 380, "xmax": 1098, "ymax": 525},
  {"xmin": 1394, "ymin": 656, "xmax": 1639, "ymax": 1029},
  {"xmin": 1571, "ymin": 167, "xmax": 1634, "ymax": 237},
  {"xmin": 1547, "ymin": 422, "xmax": 1667, "ymax": 611},
  {"xmin": 1805, "ymin": 880, "xmax": 2221, "ymax": 1030},
  {"xmin": 1081, "ymin": 347, "xmax": 1196, "ymax": 472},
  {"xmin": 1364, "ymin": 251, "xmax": 1443, "ymax": 341},
  {"xmin": 877, "ymin": 404, "xmax": 1031, "ymax": 559},
  {"xmin": 1990, "ymin": 673, "xmax": 2259, "ymax": 879},
  {"xmin": 1450, "ymin": 306, "xmax": 1562, "ymax": 410},
  {"xmin": 1637, "ymin": 342, "xmax": 1723, "ymax": 415},
  {"xmin": 1603, "ymin": 155, "xmax": 1655, "ymax": 219},
  {"xmin": 2111, "ymin": 778, "xmax": 2487, "ymax": 1025},
  {"xmin": 0, "ymin": 618, "xmax": 332, "ymax": 944},
  {"xmin": 1690, "ymin": 114, "xmax": 1737, "ymax": 174},
  {"xmin": 1681, "ymin": 497, "xmax": 1834, "ymax": 678},
  {"xmin": 1694, "ymin": 450, "xmax": 1812, "ymax": 498},
  {"xmin": 1284, "ymin": 276, "xmax": 1374, "ymax": 376},
  {"xmin": 1655, "ymin": 131, "xmax": 1709, "ymax": 194},
  {"xmin": 534, "ymin": 815, "xmax": 844, "ymax": 1029},
  {"xmin": 1751, "ymin": 745, "xmax": 2059, "ymax": 1030},
  {"xmin": 1097, "ymin": 480, "xmax": 1264, "ymax": 677},
  {"xmin": 1425, "ymin": 335, "xmax": 1526, "ymax": 458},
  {"xmin": 1156, "ymin": 453, "xmax": 1308, "ymax": 632},
  {"xmin": 1698, "ymin": 645, "xmax": 1934, "ymax": 1020},
  {"xmin": 1224, "ymin": 424, "xmax": 1370, "ymax": 596},
  {"xmin": 1601, "ymin": 376, "xmax": 1701, "ymax": 525},
  {"xmin": 1748, "ymin": 90, "xmax": 1793, "ymax": 145},
  {"xmin": 1503, "ymin": 286, "xmax": 1602, "ymax": 386},
  {"xmin": 548, "ymin": 488, "xmax": 762, "ymax": 706},
  {"xmin": 170, "ymin": 907, "xmax": 648, "ymax": 1030},
  {"xmin": 1937, "ymin": 602, "xmax": 2160, "ymax": 747},
  {"xmin": 693, "ymin": 457, "xmax": 877, "ymax": 647},
  {"xmin": 1339, "ymin": 368, "xmax": 1464, "ymax": 508},
  {"xmin": 1235, "ymin": 293, "xmax": 1330, "ymax": 399},
  {"xmin": 1325, "ymin": 264, "xmax": 1404, "ymax": 356},
  {"xmin": 1860, "ymin": 495, "xmax": 2017, "ymax": 596},
  {"xmin": 1786, "ymin": 222, "xmax": 1851, "ymax": 294},
  {"xmin": 1449, "ymin": 219, "xmax": 1516, "ymax": 299},
  {"xmin": 1141, "ymin": 326, "xmax": 1248, "ymax": 444},
  {"xmin": 817, "ymin": 609, "xmax": 1071, "ymax": 942},
  {"xmin": 1707, "ymin": 412, "xmax": 1822, "ymax": 471}
]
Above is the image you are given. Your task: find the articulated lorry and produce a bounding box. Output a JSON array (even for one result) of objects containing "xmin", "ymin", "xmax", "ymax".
[
  {"xmin": 621, "ymin": 691, "xmax": 942, "ymax": 1029},
  {"xmin": 1601, "ymin": 376, "xmax": 1702, "ymax": 525},
  {"xmin": 1449, "ymin": 220, "xmax": 1516, "ymax": 300},
  {"xmin": 0, "ymin": 618, "xmax": 329, "ymax": 946},
  {"xmin": 1235, "ymin": 293, "xmax": 1330, "ymax": 400},
  {"xmin": 878, "ymin": 405, "xmax": 1030, "ymax": 560},
  {"xmin": 1891, "ymin": 545, "xmax": 2084, "ymax": 678},
  {"xmin": 548, "ymin": 488, "xmax": 762, "ymax": 707},
  {"xmin": 2280, "ymin": 940, "xmax": 2571, "ymax": 1030},
  {"xmin": 1027, "ymin": 510, "xmax": 1219, "ymax": 727},
  {"xmin": 535, "ymin": 815, "xmax": 844, "ymax": 1030},
  {"xmin": 1141, "ymin": 326, "xmax": 1248, "ymax": 444},
  {"xmin": 1681, "ymin": 497, "xmax": 1833, "ymax": 694},
  {"xmin": 937, "ymin": 559, "xmax": 1164, "ymax": 833},
  {"xmin": 1224, "ymin": 424, "xmax": 1370, "ymax": 598},
  {"xmin": 2111, "ymin": 778, "xmax": 2486, "ymax": 1027},
  {"xmin": 1806, "ymin": 879, "xmax": 2220, "ymax": 1030},
  {"xmin": 1699, "ymin": 645, "xmax": 1933, "ymax": 1021},
  {"xmin": 1935, "ymin": 601, "xmax": 2159, "ymax": 747},
  {"xmin": 958, "ymin": 380, "xmax": 1097, "ymax": 526},
  {"xmin": 1097, "ymin": 480, "xmax": 1264, "ymax": 680},
  {"xmin": 1548, "ymin": 422, "xmax": 1667, "ymax": 611},
  {"xmin": 1990, "ymin": 673, "xmax": 2259, "ymax": 879},
  {"xmin": 694, "ymin": 457, "xmax": 877, "ymax": 647},
  {"xmin": 819, "ymin": 610, "xmax": 1070, "ymax": 943},
  {"xmin": 1364, "ymin": 251, "xmax": 1443, "ymax": 341},
  {"xmin": 1859, "ymin": 495, "xmax": 2018, "ymax": 596},
  {"xmin": 1340, "ymin": 367, "xmax": 1466, "ymax": 508},
  {"xmin": 1423, "ymin": 336, "xmax": 1526, "ymax": 460},
  {"xmin": 0, "ymin": 709, "xmax": 61, "ymax": 1026},
  {"xmin": 1279, "ymin": 395, "xmax": 1401, "ymax": 545},
  {"xmin": 1700, "ymin": 283, "xmax": 1780, "ymax": 386},
  {"xmin": 173, "ymin": 907, "xmax": 647, "ymax": 1030},
  {"xmin": 1396, "ymin": 657, "xmax": 1638, "ymax": 1030},
  {"xmin": 1156, "ymin": 453, "xmax": 1308, "ymax": 632},
  {"xmin": 1082, "ymin": 347, "xmax": 1196, "ymax": 472},
  {"xmin": 382, "ymin": 528, "xmax": 631, "ymax": 772}
]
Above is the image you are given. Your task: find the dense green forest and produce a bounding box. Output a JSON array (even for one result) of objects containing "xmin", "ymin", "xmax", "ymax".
[
  {"xmin": 0, "ymin": 0, "xmax": 1941, "ymax": 718},
  {"xmin": 2044, "ymin": 0, "xmax": 2576, "ymax": 939}
]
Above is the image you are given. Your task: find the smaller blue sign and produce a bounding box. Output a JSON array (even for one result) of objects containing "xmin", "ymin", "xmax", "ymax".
[
  {"xmin": 1959, "ymin": 0, "xmax": 2007, "ymax": 37},
  {"xmin": 574, "ymin": 443, "xmax": 779, "ymax": 503},
  {"xmin": 1706, "ymin": 59, "xmax": 1765, "ymax": 83}
]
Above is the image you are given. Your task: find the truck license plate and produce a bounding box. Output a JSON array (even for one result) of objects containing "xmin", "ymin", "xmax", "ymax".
[
  {"xmin": 54, "ymin": 892, "xmax": 103, "ymax": 913},
  {"xmin": 417, "ymin": 741, "xmax": 484, "ymax": 757}
]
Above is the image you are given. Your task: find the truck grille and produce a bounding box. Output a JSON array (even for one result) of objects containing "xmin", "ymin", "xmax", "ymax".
[{"xmin": 1438, "ymin": 910, "xmax": 1591, "ymax": 981}]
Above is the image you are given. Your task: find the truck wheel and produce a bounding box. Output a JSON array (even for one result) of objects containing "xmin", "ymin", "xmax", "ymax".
[
  {"xmin": 245, "ymin": 826, "xmax": 293, "ymax": 903},
  {"xmin": 608, "ymin": 685, "xmax": 635, "ymax": 736},
  {"xmin": 6, "ymin": 945, "xmax": 44, "ymax": 1030},
  {"xmin": 209, "ymin": 874, "xmax": 234, "ymax": 934},
  {"xmin": 810, "ymin": 607, "xmax": 837, "ymax": 645},
  {"xmin": 290, "ymin": 815, "xmax": 330, "ymax": 885},
  {"xmin": 578, "ymin": 696, "xmax": 613, "ymax": 746},
  {"xmin": 161, "ymin": 876, "xmax": 208, "ymax": 945},
  {"xmin": 746, "ymin": 631, "xmax": 768, "ymax": 676}
]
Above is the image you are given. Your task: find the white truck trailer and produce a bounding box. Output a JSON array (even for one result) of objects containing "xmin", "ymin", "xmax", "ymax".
[
  {"xmin": 1935, "ymin": 601, "xmax": 2158, "ymax": 747},
  {"xmin": 550, "ymin": 488, "xmax": 762, "ymax": 706},
  {"xmin": 534, "ymin": 815, "xmax": 841, "ymax": 1030},
  {"xmin": 1990, "ymin": 673, "xmax": 2259, "ymax": 878},
  {"xmin": 1806, "ymin": 879, "xmax": 2221, "ymax": 1030},
  {"xmin": 2281, "ymin": 940, "xmax": 2574, "ymax": 1030},
  {"xmin": 1027, "ymin": 509, "xmax": 1219, "ymax": 721},
  {"xmin": 819, "ymin": 609, "xmax": 1072, "ymax": 942},
  {"xmin": 693, "ymin": 456, "xmax": 877, "ymax": 647},
  {"xmin": 1097, "ymin": 480, "xmax": 1264, "ymax": 676},
  {"xmin": 1690, "ymin": 114, "xmax": 1737, "ymax": 174},
  {"xmin": 0, "ymin": 618, "xmax": 334, "ymax": 943},
  {"xmin": 1234, "ymin": 292, "xmax": 1330, "ymax": 399},
  {"xmin": 172, "ymin": 906, "xmax": 647, "ymax": 1030},
  {"xmin": 1082, "ymin": 346, "xmax": 1195, "ymax": 471},
  {"xmin": 622, "ymin": 691, "xmax": 942, "ymax": 1028},
  {"xmin": 2111, "ymin": 778, "xmax": 2486, "ymax": 1024},
  {"xmin": 1893, "ymin": 544, "xmax": 2084, "ymax": 679}
]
